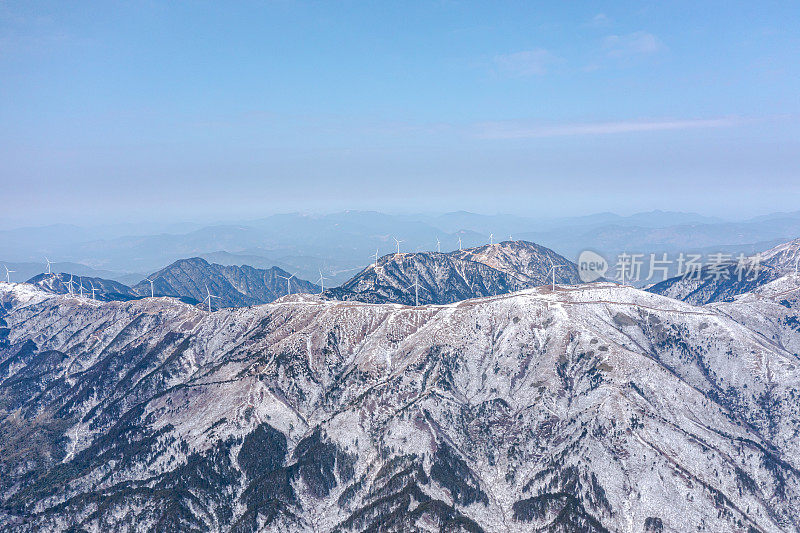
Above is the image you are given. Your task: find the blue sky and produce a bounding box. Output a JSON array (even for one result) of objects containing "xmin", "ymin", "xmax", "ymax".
[{"xmin": 1, "ymin": 1, "xmax": 799, "ymax": 226}]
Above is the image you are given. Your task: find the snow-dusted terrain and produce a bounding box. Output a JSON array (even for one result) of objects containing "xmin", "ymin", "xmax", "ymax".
[
  {"xmin": 326, "ymin": 240, "xmax": 580, "ymax": 306},
  {"xmin": 26, "ymin": 272, "xmax": 139, "ymax": 302},
  {"xmin": 0, "ymin": 275, "xmax": 799, "ymax": 531},
  {"xmin": 648, "ymin": 238, "xmax": 800, "ymax": 305}
]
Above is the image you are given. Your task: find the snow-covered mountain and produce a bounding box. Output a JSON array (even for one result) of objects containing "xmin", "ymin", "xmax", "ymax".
[
  {"xmin": 1, "ymin": 277, "xmax": 798, "ymax": 531},
  {"xmin": 26, "ymin": 272, "xmax": 139, "ymax": 302},
  {"xmin": 450, "ymin": 240, "xmax": 581, "ymax": 285},
  {"xmin": 326, "ymin": 240, "xmax": 580, "ymax": 306},
  {"xmin": 647, "ymin": 238, "xmax": 800, "ymax": 304},
  {"xmin": 132, "ymin": 257, "xmax": 320, "ymax": 307},
  {"xmin": 760, "ymin": 237, "xmax": 800, "ymax": 272}
]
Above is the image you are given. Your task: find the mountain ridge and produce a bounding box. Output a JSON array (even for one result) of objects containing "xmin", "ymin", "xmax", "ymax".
[
  {"xmin": 647, "ymin": 238, "xmax": 800, "ymax": 304},
  {"xmin": 132, "ymin": 257, "xmax": 320, "ymax": 307},
  {"xmin": 25, "ymin": 272, "xmax": 139, "ymax": 302},
  {"xmin": 1, "ymin": 278, "xmax": 798, "ymax": 531},
  {"xmin": 325, "ymin": 240, "xmax": 581, "ymax": 306}
]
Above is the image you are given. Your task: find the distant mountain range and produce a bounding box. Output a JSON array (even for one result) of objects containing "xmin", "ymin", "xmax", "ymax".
[
  {"xmin": 5, "ymin": 209, "xmax": 800, "ymax": 286},
  {"xmin": 647, "ymin": 238, "xmax": 800, "ymax": 304},
  {"xmin": 0, "ymin": 260, "xmax": 141, "ymax": 286},
  {"xmin": 16, "ymin": 237, "xmax": 800, "ymax": 311},
  {"xmin": 326, "ymin": 240, "xmax": 580, "ymax": 306},
  {"xmin": 21, "ymin": 258, "xmax": 320, "ymax": 309},
  {"xmin": 19, "ymin": 242, "xmax": 578, "ymax": 309}
]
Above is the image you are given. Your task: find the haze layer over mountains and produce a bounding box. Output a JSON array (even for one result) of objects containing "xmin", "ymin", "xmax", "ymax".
[{"xmin": 4, "ymin": 210, "xmax": 800, "ymax": 286}]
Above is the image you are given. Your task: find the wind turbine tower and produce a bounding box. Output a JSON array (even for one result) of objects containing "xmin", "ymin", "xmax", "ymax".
[
  {"xmin": 277, "ymin": 273, "xmax": 295, "ymax": 295},
  {"xmin": 3, "ymin": 265, "xmax": 15, "ymax": 283},
  {"xmin": 436, "ymin": 237, "xmax": 441, "ymax": 253},
  {"xmin": 393, "ymin": 237, "xmax": 404, "ymax": 255},
  {"xmin": 145, "ymin": 277, "xmax": 155, "ymax": 298},
  {"xmin": 548, "ymin": 259, "xmax": 563, "ymax": 291},
  {"xmin": 406, "ymin": 272, "xmax": 422, "ymax": 306},
  {"xmin": 202, "ymin": 285, "xmax": 221, "ymax": 312},
  {"xmin": 316, "ymin": 269, "xmax": 329, "ymax": 294}
]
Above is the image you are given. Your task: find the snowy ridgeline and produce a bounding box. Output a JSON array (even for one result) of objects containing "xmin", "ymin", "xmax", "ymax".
[
  {"xmin": 25, "ymin": 240, "xmax": 582, "ymax": 310},
  {"xmin": 0, "ymin": 277, "xmax": 799, "ymax": 531}
]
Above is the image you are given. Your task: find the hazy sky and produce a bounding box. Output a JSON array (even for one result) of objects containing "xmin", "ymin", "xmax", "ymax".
[{"xmin": 1, "ymin": 1, "xmax": 799, "ymax": 226}]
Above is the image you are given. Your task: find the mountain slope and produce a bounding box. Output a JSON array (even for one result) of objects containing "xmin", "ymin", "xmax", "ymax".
[
  {"xmin": 0, "ymin": 281, "xmax": 798, "ymax": 531},
  {"xmin": 450, "ymin": 240, "xmax": 581, "ymax": 285},
  {"xmin": 25, "ymin": 273, "xmax": 139, "ymax": 302},
  {"xmin": 648, "ymin": 238, "xmax": 800, "ymax": 304},
  {"xmin": 324, "ymin": 251, "xmax": 524, "ymax": 305},
  {"xmin": 326, "ymin": 240, "xmax": 580, "ymax": 306},
  {"xmin": 133, "ymin": 257, "xmax": 320, "ymax": 307},
  {"xmin": 706, "ymin": 274, "xmax": 800, "ymax": 363}
]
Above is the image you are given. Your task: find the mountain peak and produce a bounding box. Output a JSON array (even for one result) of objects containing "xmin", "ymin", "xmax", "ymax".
[
  {"xmin": 133, "ymin": 258, "xmax": 320, "ymax": 307},
  {"xmin": 325, "ymin": 240, "xmax": 581, "ymax": 306}
]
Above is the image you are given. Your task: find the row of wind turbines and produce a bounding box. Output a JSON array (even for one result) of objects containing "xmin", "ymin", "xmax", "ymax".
[
  {"xmin": 10, "ymin": 256, "xmax": 302, "ymax": 312},
  {"xmin": 366, "ymin": 235, "xmax": 564, "ymax": 307},
  {"xmin": 382, "ymin": 231, "xmax": 516, "ymax": 264},
  {"xmin": 2, "ymin": 231, "xmax": 538, "ymax": 311},
  {"xmin": 388, "ymin": 231, "xmax": 519, "ymax": 257}
]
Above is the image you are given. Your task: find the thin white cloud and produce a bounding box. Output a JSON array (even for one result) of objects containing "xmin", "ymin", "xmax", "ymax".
[
  {"xmin": 587, "ymin": 13, "xmax": 612, "ymax": 27},
  {"xmin": 493, "ymin": 49, "xmax": 557, "ymax": 76},
  {"xmin": 475, "ymin": 117, "xmax": 742, "ymax": 139},
  {"xmin": 603, "ymin": 31, "xmax": 663, "ymax": 57}
]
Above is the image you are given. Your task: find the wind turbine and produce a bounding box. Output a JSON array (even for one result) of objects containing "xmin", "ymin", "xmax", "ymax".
[
  {"xmin": 316, "ymin": 269, "xmax": 329, "ymax": 294},
  {"xmin": 90, "ymin": 280, "xmax": 98, "ymax": 300},
  {"xmin": 3, "ymin": 265, "xmax": 14, "ymax": 283},
  {"xmin": 405, "ymin": 272, "xmax": 422, "ymax": 306},
  {"xmin": 509, "ymin": 234, "xmax": 514, "ymax": 241},
  {"xmin": 393, "ymin": 237, "xmax": 404, "ymax": 255},
  {"xmin": 547, "ymin": 258, "xmax": 563, "ymax": 291},
  {"xmin": 145, "ymin": 277, "xmax": 155, "ymax": 298},
  {"xmin": 372, "ymin": 249, "xmax": 379, "ymax": 268},
  {"xmin": 202, "ymin": 285, "xmax": 221, "ymax": 312},
  {"xmin": 436, "ymin": 237, "xmax": 441, "ymax": 253},
  {"xmin": 66, "ymin": 274, "xmax": 75, "ymax": 296},
  {"xmin": 458, "ymin": 235, "xmax": 462, "ymax": 251},
  {"xmin": 78, "ymin": 278, "xmax": 85, "ymax": 298},
  {"xmin": 44, "ymin": 257, "xmax": 52, "ymax": 275},
  {"xmin": 489, "ymin": 233, "xmax": 494, "ymax": 245},
  {"xmin": 277, "ymin": 273, "xmax": 295, "ymax": 295}
]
